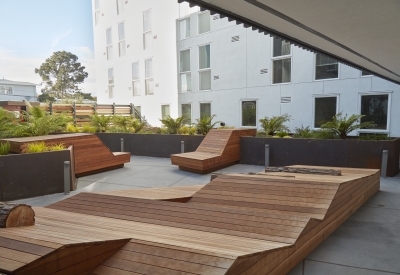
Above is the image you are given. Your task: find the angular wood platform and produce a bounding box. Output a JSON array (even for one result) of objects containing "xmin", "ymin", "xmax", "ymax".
[
  {"xmin": 171, "ymin": 128, "xmax": 257, "ymax": 173},
  {"xmin": 1, "ymin": 133, "xmax": 130, "ymax": 177},
  {"xmin": 0, "ymin": 166, "xmax": 379, "ymax": 274}
]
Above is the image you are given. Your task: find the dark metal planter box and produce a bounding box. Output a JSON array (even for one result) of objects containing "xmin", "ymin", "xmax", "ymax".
[
  {"xmin": 96, "ymin": 133, "xmax": 205, "ymax": 158},
  {"xmin": 0, "ymin": 150, "xmax": 71, "ymax": 201},
  {"xmin": 240, "ymin": 137, "xmax": 400, "ymax": 177}
]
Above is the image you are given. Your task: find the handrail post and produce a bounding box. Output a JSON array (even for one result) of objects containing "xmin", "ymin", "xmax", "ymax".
[{"xmin": 64, "ymin": 161, "xmax": 71, "ymax": 195}]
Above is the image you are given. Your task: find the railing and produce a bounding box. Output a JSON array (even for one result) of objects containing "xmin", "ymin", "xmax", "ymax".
[{"xmin": 41, "ymin": 102, "xmax": 143, "ymax": 126}]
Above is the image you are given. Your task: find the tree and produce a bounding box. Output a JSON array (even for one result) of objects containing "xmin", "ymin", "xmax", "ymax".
[
  {"xmin": 38, "ymin": 92, "xmax": 56, "ymax": 103},
  {"xmin": 35, "ymin": 51, "xmax": 88, "ymax": 99}
]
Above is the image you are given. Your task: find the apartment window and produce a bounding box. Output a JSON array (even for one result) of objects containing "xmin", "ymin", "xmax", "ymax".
[
  {"xmin": 181, "ymin": 104, "xmax": 192, "ymax": 124},
  {"xmin": 314, "ymin": 97, "xmax": 337, "ymax": 128},
  {"xmin": 180, "ymin": 49, "xmax": 191, "ymax": 92},
  {"xmin": 0, "ymin": 86, "xmax": 13, "ymax": 95},
  {"xmin": 199, "ymin": 44, "xmax": 211, "ymax": 91},
  {"xmin": 116, "ymin": 0, "xmax": 124, "ymax": 15},
  {"xmin": 143, "ymin": 10, "xmax": 152, "ymax": 50},
  {"xmin": 362, "ymin": 71, "xmax": 373, "ymax": 76},
  {"xmin": 118, "ymin": 22, "xmax": 126, "ymax": 57},
  {"xmin": 94, "ymin": 0, "xmax": 101, "ymax": 25},
  {"xmin": 161, "ymin": 105, "xmax": 170, "ymax": 120},
  {"xmin": 200, "ymin": 103, "xmax": 211, "ymax": 118},
  {"xmin": 179, "ymin": 18, "xmax": 190, "ymax": 39},
  {"xmin": 361, "ymin": 94, "xmax": 389, "ymax": 130},
  {"xmin": 134, "ymin": 106, "xmax": 142, "ymax": 119},
  {"xmin": 108, "ymin": 68, "xmax": 114, "ymax": 99},
  {"xmin": 145, "ymin": 58, "xmax": 154, "ymax": 95},
  {"xmin": 198, "ymin": 11, "xmax": 210, "ymax": 34},
  {"xmin": 272, "ymin": 37, "xmax": 291, "ymax": 84},
  {"xmin": 242, "ymin": 101, "xmax": 256, "ymax": 127},
  {"xmin": 132, "ymin": 62, "xmax": 140, "ymax": 96},
  {"xmin": 315, "ymin": 53, "xmax": 339, "ymax": 80},
  {"xmin": 106, "ymin": 28, "xmax": 113, "ymax": 60}
]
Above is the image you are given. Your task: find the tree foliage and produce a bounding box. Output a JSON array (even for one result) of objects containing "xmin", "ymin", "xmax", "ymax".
[
  {"xmin": 195, "ymin": 115, "xmax": 221, "ymax": 135},
  {"xmin": 159, "ymin": 116, "xmax": 186, "ymax": 134},
  {"xmin": 0, "ymin": 107, "xmax": 19, "ymax": 138},
  {"xmin": 35, "ymin": 51, "xmax": 88, "ymax": 99},
  {"xmin": 321, "ymin": 112, "xmax": 376, "ymax": 139},
  {"xmin": 38, "ymin": 92, "xmax": 56, "ymax": 103},
  {"xmin": 259, "ymin": 114, "xmax": 291, "ymax": 136}
]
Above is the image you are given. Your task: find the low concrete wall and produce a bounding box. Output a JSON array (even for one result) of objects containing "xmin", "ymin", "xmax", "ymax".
[
  {"xmin": 96, "ymin": 133, "xmax": 205, "ymax": 158},
  {"xmin": 240, "ymin": 137, "xmax": 400, "ymax": 177},
  {"xmin": 0, "ymin": 150, "xmax": 71, "ymax": 201}
]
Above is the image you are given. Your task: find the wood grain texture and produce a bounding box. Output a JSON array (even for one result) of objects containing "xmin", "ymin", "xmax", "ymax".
[
  {"xmin": 171, "ymin": 129, "xmax": 257, "ymax": 173},
  {"xmin": 0, "ymin": 204, "xmax": 35, "ymax": 228}
]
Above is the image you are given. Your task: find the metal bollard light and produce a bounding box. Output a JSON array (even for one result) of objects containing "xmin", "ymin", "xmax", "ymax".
[
  {"xmin": 121, "ymin": 138, "xmax": 124, "ymax": 152},
  {"xmin": 381, "ymin": 150, "xmax": 388, "ymax": 177},
  {"xmin": 181, "ymin": 141, "xmax": 185, "ymax": 153},
  {"xmin": 64, "ymin": 161, "xmax": 71, "ymax": 195},
  {"xmin": 265, "ymin": 144, "xmax": 270, "ymax": 167}
]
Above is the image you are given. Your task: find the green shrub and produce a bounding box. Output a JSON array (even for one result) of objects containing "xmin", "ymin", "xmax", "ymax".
[
  {"xmin": 25, "ymin": 142, "xmax": 48, "ymax": 153},
  {"xmin": 259, "ymin": 114, "xmax": 291, "ymax": 135},
  {"xmin": 90, "ymin": 112, "xmax": 112, "ymax": 132},
  {"xmin": 195, "ymin": 115, "xmax": 221, "ymax": 135},
  {"xmin": 177, "ymin": 125, "xmax": 196, "ymax": 135},
  {"xmin": 256, "ymin": 131, "xmax": 267, "ymax": 137},
  {"xmin": 48, "ymin": 143, "xmax": 66, "ymax": 151},
  {"xmin": 66, "ymin": 124, "xmax": 80, "ymax": 132},
  {"xmin": 358, "ymin": 133, "xmax": 391, "ymax": 140},
  {"xmin": 312, "ymin": 129, "xmax": 339, "ymax": 139},
  {"xmin": 276, "ymin": 131, "xmax": 288, "ymax": 138},
  {"xmin": 293, "ymin": 126, "xmax": 314, "ymax": 138},
  {"xmin": 81, "ymin": 124, "xmax": 96, "ymax": 133},
  {"xmin": 0, "ymin": 142, "xmax": 10, "ymax": 156},
  {"xmin": 0, "ymin": 108, "xmax": 18, "ymax": 138},
  {"xmin": 159, "ymin": 116, "xmax": 185, "ymax": 134},
  {"xmin": 218, "ymin": 126, "xmax": 235, "ymax": 129},
  {"xmin": 321, "ymin": 112, "xmax": 376, "ymax": 139}
]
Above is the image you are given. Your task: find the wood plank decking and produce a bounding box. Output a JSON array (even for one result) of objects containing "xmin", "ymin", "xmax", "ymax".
[
  {"xmin": 1, "ymin": 133, "xmax": 130, "ymax": 177},
  {"xmin": 0, "ymin": 166, "xmax": 379, "ymax": 274},
  {"xmin": 171, "ymin": 129, "xmax": 257, "ymax": 173}
]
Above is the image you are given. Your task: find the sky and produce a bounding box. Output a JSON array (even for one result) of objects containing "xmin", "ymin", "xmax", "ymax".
[{"xmin": 0, "ymin": 0, "xmax": 96, "ymax": 95}]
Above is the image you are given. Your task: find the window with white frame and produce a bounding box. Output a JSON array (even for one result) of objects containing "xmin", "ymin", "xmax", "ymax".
[
  {"xmin": 315, "ymin": 53, "xmax": 339, "ymax": 80},
  {"xmin": 108, "ymin": 68, "xmax": 114, "ymax": 99},
  {"xmin": 106, "ymin": 28, "xmax": 113, "ymax": 60},
  {"xmin": 360, "ymin": 94, "xmax": 389, "ymax": 130},
  {"xmin": 272, "ymin": 37, "xmax": 291, "ymax": 84},
  {"xmin": 199, "ymin": 44, "xmax": 211, "ymax": 91},
  {"xmin": 143, "ymin": 10, "xmax": 152, "ymax": 50},
  {"xmin": 145, "ymin": 58, "xmax": 154, "ymax": 95},
  {"xmin": 314, "ymin": 96, "xmax": 337, "ymax": 128},
  {"xmin": 116, "ymin": 0, "xmax": 124, "ymax": 15},
  {"xmin": 94, "ymin": 0, "xmax": 101, "ymax": 25},
  {"xmin": 161, "ymin": 105, "xmax": 170, "ymax": 120},
  {"xmin": 179, "ymin": 18, "xmax": 190, "ymax": 39},
  {"xmin": 198, "ymin": 11, "xmax": 210, "ymax": 34},
  {"xmin": 181, "ymin": 103, "xmax": 192, "ymax": 124},
  {"xmin": 118, "ymin": 22, "xmax": 126, "ymax": 57},
  {"xmin": 0, "ymin": 86, "xmax": 13, "ymax": 95},
  {"xmin": 132, "ymin": 62, "xmax": 140, "ymax": 96},
  {"xmin": 200, "ymin": 103, "xmax": 211, "ymax": 118},
  {"xmin": 180, "ymin": 49, "xmax": 191, "ymax": 92},
  {"xmin": 242, "ymin": 101, "xmax": 257, "ymax": 127}
]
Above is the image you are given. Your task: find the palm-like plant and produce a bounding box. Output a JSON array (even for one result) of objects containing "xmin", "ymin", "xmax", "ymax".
[
  {"xmin": 112, "ymin": 115, "xmax": 146, "ymax": 133},
  {"xmin": 159, "ymin": 116, "xmax": 185, "ymax": 134},
  {"xmin": 321, "ymin": 112, "xmax": 376, "ymax": 139},
  {"xmin": 90, "ymin": 112, "xmax": 112, "ymax": 132},
  {"xmin": 195, "ymin": 115, "xmax": 221, "ymax": 135},
  {"xmin": 259, "ymin": 114, "xmax": 291, "ymax": 136}
]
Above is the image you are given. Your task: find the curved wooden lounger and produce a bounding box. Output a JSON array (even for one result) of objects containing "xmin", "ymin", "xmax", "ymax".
[
  {"xmin": 171, "ymin": 128, "xmax": 257, "ymax": 174},
  {"xmin": 1, "ymin": 133, "xmax": 130, "ymax": 177},
  {"xmin": 0, "ymin": 166, "xmax": 379, "ymax": 275}
]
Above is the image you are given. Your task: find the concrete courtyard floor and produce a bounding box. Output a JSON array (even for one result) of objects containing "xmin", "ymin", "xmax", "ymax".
[{"xmin": 15, "ymin": 156, "xmax": 400, "ymax": 275}]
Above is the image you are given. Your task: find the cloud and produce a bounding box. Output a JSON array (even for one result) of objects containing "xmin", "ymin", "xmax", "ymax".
[{"xmin": 50, "ymin": 29, "xmax": 72, "ymax": 52}]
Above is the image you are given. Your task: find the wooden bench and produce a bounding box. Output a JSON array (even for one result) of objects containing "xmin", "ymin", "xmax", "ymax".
[
  {"xmin": 170, "ymin": 128, "xmax": 256, "ymax": 173},
  {"xmin": 0, "ymin": 166, "xmax": 380, "ymax": 275},
  {"xmin": 1, "ymin": 133, "xmax": 130, "ymax": 177}
]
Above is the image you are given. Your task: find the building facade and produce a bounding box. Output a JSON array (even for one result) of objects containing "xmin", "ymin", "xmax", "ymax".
[
  {"xmin": 93, "ymin": 1, "xmax": 400, "ymax": 136},
  {"xmin": 0, "ymin": 79, "xmax": 38, "ymax": 102}
]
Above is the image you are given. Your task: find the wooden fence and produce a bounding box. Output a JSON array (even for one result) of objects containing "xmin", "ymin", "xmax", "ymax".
[{"xmin": 41, "ymin": 102, "xmax": 141, "ymax": 126}]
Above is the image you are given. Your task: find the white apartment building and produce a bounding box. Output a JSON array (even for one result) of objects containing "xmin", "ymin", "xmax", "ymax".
[{"xmin": 93, "ymin": 1, "xmax": 400, "ymax": 136}]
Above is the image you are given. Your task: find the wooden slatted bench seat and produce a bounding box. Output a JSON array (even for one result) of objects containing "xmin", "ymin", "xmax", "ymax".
[
  {"xmin": 0, "ymin": 166, "xmax": 380, "ymax": 275},
  {"xmin": 1, "ymin": 133, "xmax": 130, "ymax": 177},
  {"xmin": 171, "ymin": 128, "xmax": 256, "ymax": 173}
]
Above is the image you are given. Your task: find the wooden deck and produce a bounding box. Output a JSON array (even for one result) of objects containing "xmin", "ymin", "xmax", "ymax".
[
  {"xmin": 170, "ymin": 129, "xmax": 257, "ymax": 173},
  {"xmin": 0, "ymin": 166, "xmax": 379, "ymax": 274},
  {"xmin": 1, "ymin": 133, "xmax": 130, "ymax": 177}
]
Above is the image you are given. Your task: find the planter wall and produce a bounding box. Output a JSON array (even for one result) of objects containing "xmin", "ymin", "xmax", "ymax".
[
  {"xmin": 0, "ymin": 150, "xmax": 71, "ymax": 201},
  {"xmin": 96, "ymin": 133, "xmax": 205, "ymax": 158},
  {"xmin": 240, "ymin": 137, "xmax": 400, "ymax": 177}
]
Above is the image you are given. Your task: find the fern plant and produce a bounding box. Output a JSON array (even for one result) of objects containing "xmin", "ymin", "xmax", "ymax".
[
  {"xmin": 159, "ymin": 116, "xmax": 185, "ymax": 134},
  {"xmin": 0, "ymin": 108, "xmax": 18, "ymax": 138},
  {"xmin": 321, "ymin": 112, "xmax": 376, "ymax": 139},
  {"xmin": 112, "ymin": 115, "xmax": 146, "ymax": 133},
  {"xmin": 195, "ymin": 115, "xmax": 221, "ymax": 135},
  {"xmin": 293, "ymin": 125, "xmax": 314, "ymax": 138},
  {"xmin": 90, "ymin": 113, "xmax": 112, "ymax": 132},
  {"xmin": 259, "ymin": 114, "xmax": 291, "ymax": 136},
  {"xmin": 0, "ymin": 142, "xmax": 10, "ymax": 156}
]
